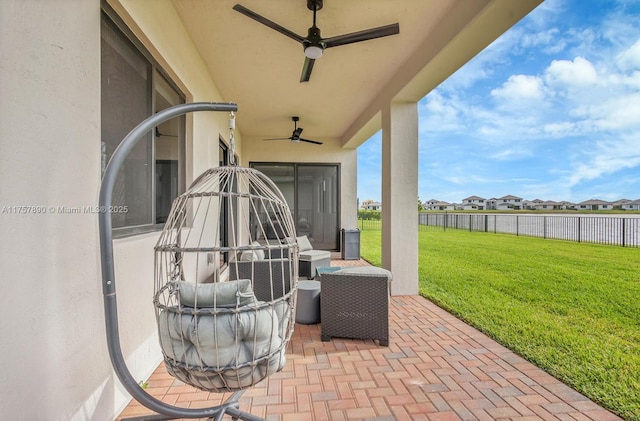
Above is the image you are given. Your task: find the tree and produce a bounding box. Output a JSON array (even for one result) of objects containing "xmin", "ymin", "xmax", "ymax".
[{"xmin": 418, "ymin": 197, "xmax": 424, "ymax": 212}]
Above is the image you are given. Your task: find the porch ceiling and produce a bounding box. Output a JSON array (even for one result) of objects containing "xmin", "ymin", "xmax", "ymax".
[{"xmin": 170, "ymin": 0, "xmax": 542, "ymax": 147}]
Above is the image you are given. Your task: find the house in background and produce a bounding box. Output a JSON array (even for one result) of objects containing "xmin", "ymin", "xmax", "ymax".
[
  {"xmin": 362, "ymin": 200, "xmax": 382, "ymax": 211},
  {"xmin": 558, "ymin": 201, "xmax": 575, "ymax": 210},
  {"xmin": 534, "ymin": 200, "xmax": 559, "ymax": 211},
  {"xmin": 426, "ymin": 200, "xmax": 455, "ymax": 211},
  {"xmin": 621, "ymin": 199, "xmax": 640, "ymax": 210},
  {"xmin": 0, "ymin": 0, "xmax": 543, "ymax": 419},
  {"xmin": 578, "ymin": 199, "xmax": 614, "ymax": 210},
  {"xmin": 496, "ymin": 194, "xmax": 523, "ymax": 210},
  {"xmin": 462, "ymin": 195, "xmax": 486, "ymax": 210},
  {"xmin": 525, "ymin": 198, "xmax": 542, "ymax": 209},
  {"xmin": 423, "ymin": 195, "xmax": 637, "ymax": 212},
  {"xmin": 424, "ymin": 198, "xmax": 440, "ymax": 209},
  {"xmin": 613, "ymin": 199, "xmax": 632, "ymax": 209}
]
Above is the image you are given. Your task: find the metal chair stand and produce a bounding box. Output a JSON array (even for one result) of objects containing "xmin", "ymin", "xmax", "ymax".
[{"xmin": 99, "ymin": 102, "xmax": 267, "ymax": 421}]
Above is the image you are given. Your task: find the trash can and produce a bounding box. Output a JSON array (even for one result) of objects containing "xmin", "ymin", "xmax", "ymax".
[{"xmin": 341, "ymin": 228, "xmax": 360, "ymax": 260}]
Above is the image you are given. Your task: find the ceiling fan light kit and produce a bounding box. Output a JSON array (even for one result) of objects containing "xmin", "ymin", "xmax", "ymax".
[
  {"xmin": 233, "ymin": 0, "xmax": 399, "ymax": 82},
  {"xmin": 304, "ymin": 45, "xmax": 323, "ymax": 59}
]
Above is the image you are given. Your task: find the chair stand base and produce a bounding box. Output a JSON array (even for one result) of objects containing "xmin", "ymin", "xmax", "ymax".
[{"xmin": 121, "ymin": 390, "xmax": 265, "ymax": 421}]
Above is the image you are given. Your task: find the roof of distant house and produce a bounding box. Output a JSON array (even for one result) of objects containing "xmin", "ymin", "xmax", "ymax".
[{"xmin": 578, "ymin": 199, "xmax": 612, "ymax": 205}]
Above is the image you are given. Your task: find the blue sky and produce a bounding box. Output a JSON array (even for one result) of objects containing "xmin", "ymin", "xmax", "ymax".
[{"xmin": 357, "ymin": 0, "xmax": 640, "ymax": 205}]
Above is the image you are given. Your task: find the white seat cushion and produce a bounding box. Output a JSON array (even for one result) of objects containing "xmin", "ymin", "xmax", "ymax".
[
  {"xmin": 296, "ymin": 235, "xmax": 313, "ymax": 252},
  {"xmin": 333, "ymin": 266, "xmax": 393, "ymax": 282},
  {"xmin": 299, "ymin": 249, "xmax": 331, "ymax": 262}
]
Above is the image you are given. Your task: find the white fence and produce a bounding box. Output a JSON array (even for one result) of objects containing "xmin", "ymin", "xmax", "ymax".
[{"xmin": 419, "ymin": 213, "xmax": 640, "ymax": 248}]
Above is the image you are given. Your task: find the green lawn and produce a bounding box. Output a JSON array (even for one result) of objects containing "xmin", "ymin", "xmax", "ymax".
[{"xmin": 360, "ymin": 225, "xmax": 640, "ymax": 420}]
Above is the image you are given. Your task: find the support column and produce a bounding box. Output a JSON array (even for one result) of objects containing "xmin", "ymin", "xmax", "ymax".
[{"xmin": 381, "ymin": 101, "xmax": 419, "ymax": 296}]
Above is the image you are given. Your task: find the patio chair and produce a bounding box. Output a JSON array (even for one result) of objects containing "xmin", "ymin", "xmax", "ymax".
[
  {"xmin": 228, "ymin": 251, "xmax": 294, "ymax": 302},
  {"xmin": 317, "ymin": 266, "xmax": 392, "ymax": 346}
]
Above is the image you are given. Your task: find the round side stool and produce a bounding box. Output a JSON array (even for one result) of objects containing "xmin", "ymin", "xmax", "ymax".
[{"xmin": 295, "ymin": 280, "xmax": 321, "ymax": 324}]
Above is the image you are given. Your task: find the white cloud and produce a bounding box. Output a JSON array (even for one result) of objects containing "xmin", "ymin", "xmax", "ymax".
[
  {"xmin": 568, "ymin": 135, "xmax": 640, "ymax": 187},
  {"xmin": 616, "ymin": 39, "xmax": 640, "ymax": 71},
  {"xmin": 442, "ymin": 174, "xmax": 492, "ymax": 185},
  {"xmin": 544, "ymin": 56, "xmax": 598, "ymax": 87},
  {"xmin": 588, "ymin": 93, "xmax": 640, "ymax": 130},
  {"xmin": 489, "ymin": 148, "xmax": 530, "ymax": 160},
  {"xmin": 521, "ymin": 28, "xmax": 566, "ymax": 54},
  {"xmin": 543, "ymin": 121, "xmax": 577, "ymax": 136},
  {"xmin": 491, "ymin": 74, "xmax": 545, "ymax": 101},
  {"xmin": 419, "ymin": 91, "xmax": 463, "ymax": 133}
]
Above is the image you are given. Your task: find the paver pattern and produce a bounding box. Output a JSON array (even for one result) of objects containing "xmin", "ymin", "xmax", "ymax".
[{"xmin": 119, "ymin": 257, "xmax": 621, "ymax": 420}]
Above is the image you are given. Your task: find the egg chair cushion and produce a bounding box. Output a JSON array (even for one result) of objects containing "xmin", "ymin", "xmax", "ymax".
[
  {"xmin": 177, "ymin": 279, "xmax": 257, "ymax": 307},
  {"xmin": 158, "ymin": 279, "xmax": 290, "ymax": 392}
]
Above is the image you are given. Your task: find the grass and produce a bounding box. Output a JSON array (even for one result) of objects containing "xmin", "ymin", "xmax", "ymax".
[{"xmin": 360, "ymin": 224, "xmax": 640, "ymax": 420}]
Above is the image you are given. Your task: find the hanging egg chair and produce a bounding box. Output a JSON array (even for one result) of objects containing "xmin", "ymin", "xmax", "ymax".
[
  {"xmin": 154, "ymin": 165, "xmax": 298, "ymax": 392},
  {"xmin": 99, "ymin": 102, "xmax": 299, "ymax": 420}
]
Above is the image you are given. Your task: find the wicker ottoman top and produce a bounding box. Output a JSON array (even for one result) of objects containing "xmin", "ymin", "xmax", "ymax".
[{"xmin": 332, "ymin": 266, "xmax": 393, "ymax": 281}]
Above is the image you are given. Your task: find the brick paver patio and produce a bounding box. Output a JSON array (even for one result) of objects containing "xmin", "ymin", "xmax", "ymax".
[{"xmin": 118, "ymin": 257, "xmax": 621, "ymax": 420}]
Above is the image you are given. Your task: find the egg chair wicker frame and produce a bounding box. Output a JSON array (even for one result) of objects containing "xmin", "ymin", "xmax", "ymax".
[{"xmin": 99, "ymin": 102, "xmax": 297, "ymax": 421}]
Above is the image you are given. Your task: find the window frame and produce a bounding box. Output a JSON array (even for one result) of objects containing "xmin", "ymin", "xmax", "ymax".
[{"xmin": 101, "ymin": 3, "xmax": 186, "ymax": 238}]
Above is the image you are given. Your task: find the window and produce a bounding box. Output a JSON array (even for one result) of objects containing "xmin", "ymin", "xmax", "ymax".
[{"xmin": 101, "ymin": 7, "xmax": 185, "ymax": 236}]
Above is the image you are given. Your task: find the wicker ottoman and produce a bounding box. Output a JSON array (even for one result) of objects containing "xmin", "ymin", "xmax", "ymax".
[
  {"xmin": 299, "ymin": 249, "xmax": 331, "ymax": 279},
  {"xmin": 318, "ymin": 267, "xmax": 392, "ymax": 346}
]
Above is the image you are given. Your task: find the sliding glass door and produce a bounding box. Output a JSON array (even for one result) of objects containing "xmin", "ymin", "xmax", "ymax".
[
  {"xmin": 296, "ymin": 165, "xmax": 338, "ymax": 250},
  {"xmin": 251, "ymin": 163, "xmax": 339, "ymax": 250}
]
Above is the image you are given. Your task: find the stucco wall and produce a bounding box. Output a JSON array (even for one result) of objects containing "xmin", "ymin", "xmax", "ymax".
[
  {"xmin": 0, "ymin": 0, "xmax": 239, "ymax": 419},
  {"xmin": 0, "ymin": 0, "xmax": 110, "ymax": 419}
]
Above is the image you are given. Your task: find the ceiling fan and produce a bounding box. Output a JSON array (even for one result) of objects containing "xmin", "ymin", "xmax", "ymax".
[
  {"xmin": 233, "ymin": 0, "xmax": 400, "ymax": 82},
  {"xmin": 263, "ymin": 116, "xmax": 323, "ymax": 145}
]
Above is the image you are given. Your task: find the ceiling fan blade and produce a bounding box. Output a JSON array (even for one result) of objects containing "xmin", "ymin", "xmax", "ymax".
[
  {"xmin": 233, "ymin": 4, "xmax": 304, "ymax": 44},
  {"xmin": 263, "ymin": 137, "xmax": 291, "ymax": 141},
  {"xmin": 300, "ymin": 57, "xmax": 315, "ymax": 82},
  {"xmin": 324, "ymin": 23, "xmax": 399, "ymax": 48},
  {"xmin": 299, "ymin": 138, "xmax": 323, "ymax": 145},
  {"xmin": 155, "ymin": 127, "xmax": 178, "ymax": 138}
]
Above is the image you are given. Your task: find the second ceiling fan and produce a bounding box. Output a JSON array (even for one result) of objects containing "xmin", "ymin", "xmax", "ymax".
[
  {"xmin": 233, "ymin": 0, "xmax": 400, "ymax": 82},
  {"xmin": 264, "ymin": 116, "xmax": 323, "ymax": 145}
]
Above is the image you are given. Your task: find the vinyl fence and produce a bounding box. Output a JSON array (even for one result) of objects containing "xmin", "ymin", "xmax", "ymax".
[{"xmin": 418, "ymin": 213, "xmax": 640, "ymax": 248}]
